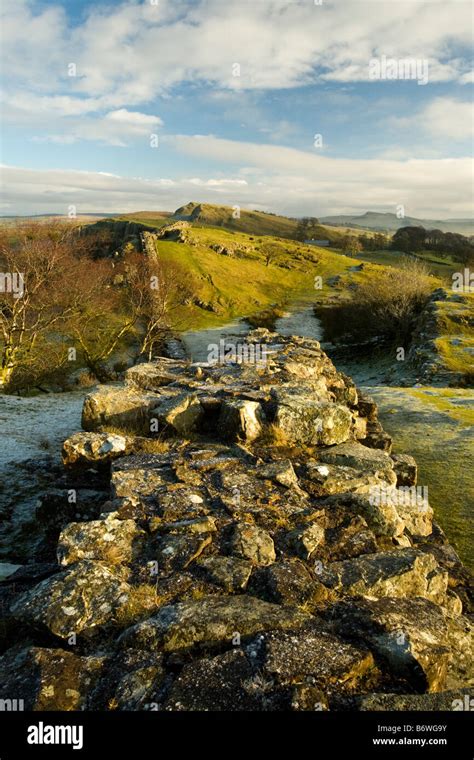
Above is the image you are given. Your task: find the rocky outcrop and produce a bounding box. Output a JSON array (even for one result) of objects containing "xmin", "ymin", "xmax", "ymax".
[
  {"xmin": 1, "ymin": 331, "xmax": 472, "ymax": 711},
  {"xmin": 62, "ymin": 432, "xmax": 128, "ymax": 467},
  {"xmin": 407, "ymin": 288, "xmax": 474, "ymax": 385}
]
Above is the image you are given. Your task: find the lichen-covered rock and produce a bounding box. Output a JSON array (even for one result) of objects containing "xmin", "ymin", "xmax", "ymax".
[
  {"xmin": 355, "ymin": 391, "xmax": 378, "ymax": 421},
  {"xmin": 273, "ymin": 392, "xmax": 352, "ymax": 445},
  {"xmin": 6, "ymin": 332, "xmax": 471, "ymax": 713},
  {"xmin": 118, "ymin": 595, "xmax": 311, "ymax": 652},
  {"xmin": 90, "ymin": 650, "xmax": 165, "ymax": 711},
  {"xmin": 10, "ymin": 561, "xmax": 138, "ymax": 639},
  {"xmin": 151, "ymin": 393, "xmax": 203, "ymax": 435},
  {"xmin": 82, "ymin": 386, "xmax": 160, "ymax": 434},
  {"xmin": 165, "ymin": 649, "xmax": 260, "ymax": 711},
  {"xmin": 287, "ymin": 523, "xmax": 325, "ymax": 560},
  {"xmin": 391, "ymin": 453, "xmax": 418, "ymax": 487},
  {"xmin": 363, "ymin": 430, "xmax": 393, "ymax": 452},
  {"xmin": 125, "ymin": 359, "xmax": 187, "ymax": 390},
  {"xmin": 250, "ymin": 625, "xmax": 375, "ymax": 688},
  {"xmin": 0, "ymin": 646, "xmax": 105, "ymax": 710},
  {"xmin": 257, "ymin": 460, "xmax": 300, "ymax": 489},
  {"xmin": 155, "ymin": 532, "xmax": 213, "ymax": 573},
  {"xmin": 317, "ymin": 441, "xmax": 394, "ymax": 476},
  {"xmin": 57, "ymin": 512, "xmax": 145, "ymax": 567},
  {"xmin": 194, "ymin": 556, "xmax": 253, "ymax": 592},
  {"xmin": 302, "ymin": 461, "xmax": 394, "ymax": 498},
  {"xmin": 319, "ymin": 549, "xmax": 447, "ymax": 603},
  {"xmin": 445, "ymin": 615, "xmax": 474, "ymax": 688},
  {"xmin": 218, "ymin": 399, "xmax": 264, "ymax": 441},
  {"xmin": 158, "ymin": 515, "xmax": 217, "ymax": 535},
  {"xmin": 356, "ymin": 689, "xmax": 474, "ymax": 711},
  {"xmin": 291, "ymin": 685, "xmax": 329, "ymax": 711},
  {"xmin": 321, "ymin": 513, "xmax": 378, "ymax": 561},
  {"xmin": 328, "ymin": 596, "xmax": 450, "ymax": 692},
  {"xmin": 323, "ymin": 492, "xmax": 404, "ymax": 538},
  {"xmin": 62, "ymin": 432, "xmax": 127, "ymax": 467},
  {"xmin": 393, "ymin": 490, "xmax": 434, "ymax": 537},
  {"xmin": 230, "ymin": 523, "xmax": 276, "ymax": 566},
  {"xmin": 111, "ymin": 454, "xmax": 175, "ymax": 499},
  {"xmin": 248, "ymin": 559, "xmax": 326, "ymax": 606}
]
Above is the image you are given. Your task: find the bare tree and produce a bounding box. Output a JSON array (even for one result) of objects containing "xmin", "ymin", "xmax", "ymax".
[
  {"xmin": 66, "ymin": 256, "xmax": 140, "ymax": 381},
  {"xmin": 0, "ymin": 223, "xmax": 93, "ymax": 389},
  {"xmin": 341, "ymin": 235, "xmax": 363, "ymax": 257},
  {"xmin": 125, "ymin": 251, "xmax": 196, "ymax": 360}
]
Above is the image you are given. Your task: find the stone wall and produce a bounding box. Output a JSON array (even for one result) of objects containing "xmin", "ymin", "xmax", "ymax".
[{"xmin": 0, "ymin": 331, "xmax": 472, "ymax": 711}]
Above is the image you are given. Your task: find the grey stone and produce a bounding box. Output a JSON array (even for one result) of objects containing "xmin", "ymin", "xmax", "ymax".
[{"xmin": 118, "ymin": 595, "xmax": 311, "ymax": 652}]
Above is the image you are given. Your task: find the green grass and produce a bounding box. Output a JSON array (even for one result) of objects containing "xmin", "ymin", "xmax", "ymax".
[
  {"xmin": 435, "ymin": 336, "xmax": 474, "ymax": 377},
  {"xmin": 121, "ymin": 202, "xmax": 348, "ymax": 244},
  {"xmin": 113, "ymin": 213, "xmax": 171, "ymax": 229},
  {"xmin": 370, "ymin": 385, "xmax": 474, "ymax": 568},
  {"xmin": 354, "ymin": 249, "xmax": 455, "ymax": 281},
  {"xmin": 430, "ymin": 292, "xmax": 474, "ymax": 379},
  {"xmin": 406, "ymin": 387, "xmax": 474, "ymax": 426},
  {"xmin": 149, "ymin": 224, "xmax": 384, "ymax": 329}
]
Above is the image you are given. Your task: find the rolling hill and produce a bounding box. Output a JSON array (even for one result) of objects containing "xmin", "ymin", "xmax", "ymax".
[
  {"xmin": 120, "ymin": 202, "xmax": 357, "ymax": 244},
  {"xmin": 320, "ymin": 211, "xmax": 474, "ymax": 236}
]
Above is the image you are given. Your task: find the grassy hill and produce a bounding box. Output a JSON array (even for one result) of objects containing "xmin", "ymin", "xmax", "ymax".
[
  {"xmin": 113, "ymin": 211, "xmax": 171, "ymax": 228},
  {"xmin": 140, "ymin": 223, "xmax": 407, "ymax": 330},
  {"xmin": 119, "ymin": 203, "xmax": 389, "ymax": 242},
  {"xmin": 354, "ymin": 249, "xmax": 460, "ymax": 282},
  {"xmin": 169, "ymin": 202, "xmax": 350, "ymax": 243},
  {"xmin": 85, "ymin": 206, "xmax": 457, "ymax": 331}
]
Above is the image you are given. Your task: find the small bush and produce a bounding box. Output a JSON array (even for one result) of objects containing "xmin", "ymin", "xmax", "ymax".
[{"xmin": 323, "ymin": 259, "xmax": 432, "ymax": 344}]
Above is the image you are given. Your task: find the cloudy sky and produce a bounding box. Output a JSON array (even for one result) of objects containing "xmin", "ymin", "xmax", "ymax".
[{"xmin": 1, "ymin": 0, "xmax": 473, "ymax": 218}]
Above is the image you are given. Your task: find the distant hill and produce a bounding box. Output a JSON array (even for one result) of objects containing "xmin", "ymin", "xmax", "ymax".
[
  {"xmin": 4, "ymin": 207, "xmax": 472, "ymax": 237},
  {"xmin": 320, "ymin": 211, "xmax": 474, "ymax": 236},
  {"xmin": 0, "ymin": 213, "xmax": 117, "ymax": 225},
  {"xmin": 170, "ymin": 202, "xmax": 345, "ymax": 243},
  {"xmin": 172, "ymin": 201, "xmax": 298, "ymax": 237}
]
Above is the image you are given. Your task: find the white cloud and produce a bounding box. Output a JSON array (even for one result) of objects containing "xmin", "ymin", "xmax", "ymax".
[
  {"xmin": 82, "ymin": 109, "xmax": 163, "ymax": 145},
  {"xmin": 390, "ymin": 97, "xmax": 474, "ymax": 141},
  {"xmin": 104, "ymin": 110, "xmax": 162, "ymax": 128},
  {"xmin": 2, "ymin": 0, "xmax": 472, "ymax": 106},
  {"xmin": 2, "ymin": 138, "xmax": 472, "ymax": 218},
  {"xmin": 1, "ymin": 2, "xmax": 472, "ymax": 216}
]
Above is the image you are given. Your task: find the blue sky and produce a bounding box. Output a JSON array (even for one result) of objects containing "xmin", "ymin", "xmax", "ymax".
[{"xmin": 1, "ymin": 0, "xmax": 473, "ymax": 217}]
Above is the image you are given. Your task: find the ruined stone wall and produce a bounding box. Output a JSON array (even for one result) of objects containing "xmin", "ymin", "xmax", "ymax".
[{"xmin": 0, "ymin": 331, "xmax": 472, "ymax": 711}]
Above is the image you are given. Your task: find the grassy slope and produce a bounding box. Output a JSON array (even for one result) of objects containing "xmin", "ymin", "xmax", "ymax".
[
  {"xmin": 113, "ymin": 211, "xmax": 171, "ymax": 229},
  {"xmin": 170, "ymin": 202, "xmax": 354, "ymax": 243},
  {"xmin": 355, "ymin": 249, "xmax": 457, "ymax": 281},
  {"xmin": 370, "ymin": 385, "xmax": 474, "ymax": 568},
  {"xmin": 150, "ymin": 224, "xmax": 385, "ymax": 329},
  {"xmin": 434, "ymin": 292, "xmax": 474, "ymax": 375},
  {"xmin": 172, "ymin": 202, "xmax": 301, "ymax": 238},
  {"xmin": 104, "ymin": 209, "xmax": 474, "ymax": 376}
]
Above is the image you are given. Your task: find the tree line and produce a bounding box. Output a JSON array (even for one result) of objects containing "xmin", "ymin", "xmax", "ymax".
[
  {"xmin": 391, "ymin": 226, "xmax": 474, "ymax": 264},
  {"xmin": 0, "ymin": 222, "xmax": 194, "ymax": 393}
]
